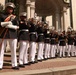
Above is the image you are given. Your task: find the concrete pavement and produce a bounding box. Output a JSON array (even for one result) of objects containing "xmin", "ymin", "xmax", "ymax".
[{"xmin": 0, "ymin": 53, "xmax": 76, "ymax": 75}]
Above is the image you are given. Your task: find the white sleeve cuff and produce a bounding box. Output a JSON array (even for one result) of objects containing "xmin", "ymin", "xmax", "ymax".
[
  {"xmin": 6, "ymin": 24, "xmax": 19, "ymax": 30},
  {"xmin": 1, "ymin": 21, "xmax": 12, "ymax": 27}
]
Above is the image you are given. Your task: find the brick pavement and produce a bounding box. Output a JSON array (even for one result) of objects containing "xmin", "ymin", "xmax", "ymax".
[{"xmin": 0, "ymin": 53, "xmax": 76, "ymax": 75}]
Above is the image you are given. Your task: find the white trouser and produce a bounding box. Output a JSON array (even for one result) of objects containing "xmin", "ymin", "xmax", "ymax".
[
  {"xmin": 51, "ymin": 45, "xmax": 56, "ymax": 57},
  {"xmin": 44, "ymin": 43, "xmax": 50, "ymax": 58},
  {"xmin": 56, "ymin": 44, "xmax": 59, "ymax": 53},
  {"xmin": 67, "ymin": 45, "xmax": 74, "ymax": 56},
  {"xmin": 74, "ymin": 46, "xmax": 76, "ymax": 56},
  {"xmin": 65, "ymin": 43, "xmax": 68, "ymax": 53},
  {"xmin": 29, "ymin": 42, "xmax": 36, "ymax": 62},
  {"xmin": 59, "ymin": 46, "xmax": 66, "ymax": 57},
  {"xmin": 19, "ymin": 41, "xmax": 29, "ymax": 65},
  {"xmin": 37, "ymin": 42, "xmax": 44, "ymax": 60},
  {"xmin": 0, "ymin": 39, "xmax": 17, "ymax": 68}
]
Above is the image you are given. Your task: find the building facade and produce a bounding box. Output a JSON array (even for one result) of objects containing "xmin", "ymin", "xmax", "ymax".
[{"xmin": 0, "ymin": 0, "xmax": 76, "ymax": 31}]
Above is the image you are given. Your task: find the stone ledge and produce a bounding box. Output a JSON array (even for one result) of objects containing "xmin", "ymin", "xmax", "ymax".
[{"xmin": 0, "ymin": 66, "xmax": 76, "ymax": 75}]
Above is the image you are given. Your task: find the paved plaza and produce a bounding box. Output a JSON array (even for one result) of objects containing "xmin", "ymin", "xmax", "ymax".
[{"xmin": 0, "ymin": 52, "xmax": 76, "ymax": 75}]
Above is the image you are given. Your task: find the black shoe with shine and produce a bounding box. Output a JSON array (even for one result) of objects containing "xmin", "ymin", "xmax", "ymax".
[
  {"xmin": 29, "ymin": 61, "xmax": 35, "ymax": 64},
  {"xmin": 12, "ymin": 66, "xmax": 19, "ymax": 70},
  {"xmin": 19, "ymin": 65, "xmax": 25, "ymax": 68},
  {"xmin": 24, "ymin": 63, "xmax": 31, "ymax": 66},
  {"xmin": 34, "ymin": 61, "xmax": 38, "ymax": 63},
  {"xmin": 44, "ymin": 58, "xmax": 48, "ymax": 60},
  {"xmin": 38, "ymin": 60, "xmax": 42, "ymax": 62},
  {"xmin": 0, "ymin": 68, "xmax": 2, "ymax": 70}
]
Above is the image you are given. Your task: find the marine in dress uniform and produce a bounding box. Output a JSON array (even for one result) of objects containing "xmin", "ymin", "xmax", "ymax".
[
  {"xmin": 50, "ymin": 31, "xmax": 58, "ymax": 58},
  {"xmin": 18, "ymin": 12, "xmax": 29, "ymax": 67},
  {"xmin": 29, "ymin": 18, "xmax": 37, "ymax": 64},
  {"xmin": 67, "ymin": 31, "xmax": 74, "ymax": 57},
  {"xmin": 74, "ymin": 32, "xmax": 76, "ymax": 56},
  {"xmin": 0, "ymin": 2, "xmax": 19, "ymax": 70},
  {"xmin": 58, "ymin": 31, "xmax": 67, "ymax": 57},
  {"xmin": 37, "ymin": 21, "xmax": 45, "ymax": 61},
  {"xmin": 44, "ymin": 25, "xmax": 50, "ymax": 59}
]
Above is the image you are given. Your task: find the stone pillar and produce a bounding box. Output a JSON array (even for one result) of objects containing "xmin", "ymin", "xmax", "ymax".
[
  {"xmin": 61, "ymin": 7, "xmax": 68, "ymax": 31},
  {"xmin": 46, "ymin": 16, "xmax": 53, "ymax": 27},
  {"xmin": 19, "ymin": 0, "xmax": 26, "ymax": 13},
  {"xmin": 30, "ymin": 1, "xmax": 35, "ymax": 18},
  {"xmin": 63, "ymin": 7, "xmax": 70, "ymax": 31},
  {"xmin": 52, "ymin": 13, "xmax": 56, "ymax": 28},
  {"xmin": 55, "ymin": 8, "xmax": 61, "ymax": 31},
  {"xmin": 52, "ymin": 8, "xmax": 61, "ymax": 31},
  {"xmin": 0, "ymin": 0, "xmax": 5, "ymax": 6},
  {"xmin": 60, "ymin": 7, "xmax": 70, "ymax": 31},
  {"xmin": 61, "ymin": 14, "xmax": 64, "ymax": 31},
  {"xmin": 0, "ymin": 0, "xmax": 5, "ymax": 10},
  {"xmin": 26, "ymin": 0, "xmax": 31, "ymax": 19}
]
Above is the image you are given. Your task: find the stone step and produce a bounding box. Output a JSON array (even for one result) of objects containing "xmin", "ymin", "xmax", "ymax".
[
  {"xmin": 4, "ymin": 52, "xmax": 19, "ymax": 57},
  {"xmin": 0, "ymin": 66, "xmax": 76, "ymax": 75}
]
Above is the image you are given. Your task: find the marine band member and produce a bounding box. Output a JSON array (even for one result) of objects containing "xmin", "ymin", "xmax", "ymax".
[
  {"xmin": 50, "ymin": 30, "xmax": 58, "ymax": 58},
  {"xmin": 0, "ymin": 2, "xmax": 19, "ymax": 70},
  {"xmin": 44, "ymin": 24, "xmax": 50, "ymax": 59},
  {"xmin": 58, "ymin": 31, "xmax": 67, "ymax": 57},
  {"xmin": 37, "ymin": 21, "xmax": 45, "ymax": 61},
  {"xmin": 67, "ymin": 31, "xmax": 74, "ymax": 57},
  {"xmin": 29, "ymin": 18, "xmax": 37, "ymax": 64},
  {"xmin": 18, "ymin": 12, "xmax": 29, "ymax": 67}
]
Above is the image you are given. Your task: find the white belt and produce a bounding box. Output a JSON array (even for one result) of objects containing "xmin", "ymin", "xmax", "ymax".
[
  {"xmin": 30, "ymin": 32, "xmax": 36, "ymax": 34},
  {"xmin": 38, "ymin": 33, "xmax": 44, "ymax": 36},
  {"xmin": 20, "ymin": 29, "xmax": 29, "ymax": 32},
  {"xmin": 51, "ymin": 38, "xmax": 55, "ymax": 40},
  {"xmin": 59, "ymin": 40, "xmax": 65, "ymax": 41},
  {"xmin": 45, "ymin": 38, "xmax": 50, "ymax": 39}
]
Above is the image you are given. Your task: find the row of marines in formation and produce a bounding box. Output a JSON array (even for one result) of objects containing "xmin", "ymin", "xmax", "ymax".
[{"xmin": 0, "ymin": 2, "xmax": 76, "ymax": 70}]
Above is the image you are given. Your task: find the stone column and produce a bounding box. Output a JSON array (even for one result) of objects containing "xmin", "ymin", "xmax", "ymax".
[
  {"xmin": 19, "ymin": 0, "xmax": 26, "ymax": 13},
  {"xmin": 0, "ymin": 0, "xmax": 5, "ymax": 6},
  {"xmin": 30, "ymin": 1, "xmax": 35, "ymax": 18},
  {"xmin": 55, "ymin": 8, "xmax": 61, "ymax": 31},
  {"xmin": 26, "ymin": 0, "xmax": 31, "ymax": 19},
  {"xmin": 63, "ymin": 7, "xmax": 70, "ymax": 31},
  {"xmin": 52, "ymin": 13, "xmax": 56, "ymax": 28},
  {"xmin": 0, "ymin": 0, "xmax": 5, "ymax": 9},
  {"xmin": 61, "ymin": 7, "xmax": 67, "ymax": 31},
  {"xmin": 61, "ymin": 14, "xmax": 64, "ymax": 31}
]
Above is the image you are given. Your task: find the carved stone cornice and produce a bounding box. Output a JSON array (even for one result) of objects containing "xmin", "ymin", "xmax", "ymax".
[
  {"xmin": 30, "ymin": 5, "xmax": 35, "ymax": 9},
  {"xmin": 26, "ymin": 0, "xmax": 31, "ymax": 6}
]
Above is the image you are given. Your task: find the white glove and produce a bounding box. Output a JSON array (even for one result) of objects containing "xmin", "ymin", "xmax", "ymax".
[
  {"xmin": 6, "ymin": 24, "xmax": 19, "ymax": 30},
  {"xmin": 1, "ymin": 21, "xmax": 12, "ymax": 27}
]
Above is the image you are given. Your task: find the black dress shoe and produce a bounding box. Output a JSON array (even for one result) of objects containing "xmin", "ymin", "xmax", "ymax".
[
  {"xmin": 38, "ymin": 60, "xmax": 42, "ymax": 62},
  {"xmin": 48, "ymin": 58, "xmax": 51, "ymax": 59},
  {"xmin": 24, "ymin": 63, "xmax": 31, "ymax": 65},
  {"xmin": 19, "ymin": 65, "xmax": 25, "ymax": 68},
  {"xmin": 34, "ymin": 61, "xmax": 38, "ymax": 63},
  {"xmin": 29, "ymin": 61, "xmax": 35, "ymax": 64},
  {"xmin": 12, "ymin": 66, "xmax": 19, "ymax": 70},
  {"xmin": 44, "ymin": 58, "xmax": 48, "ymax": 60},
  {"xmin": 0, "ymin": 68, "xmax": 2, "ymax": 70}
]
